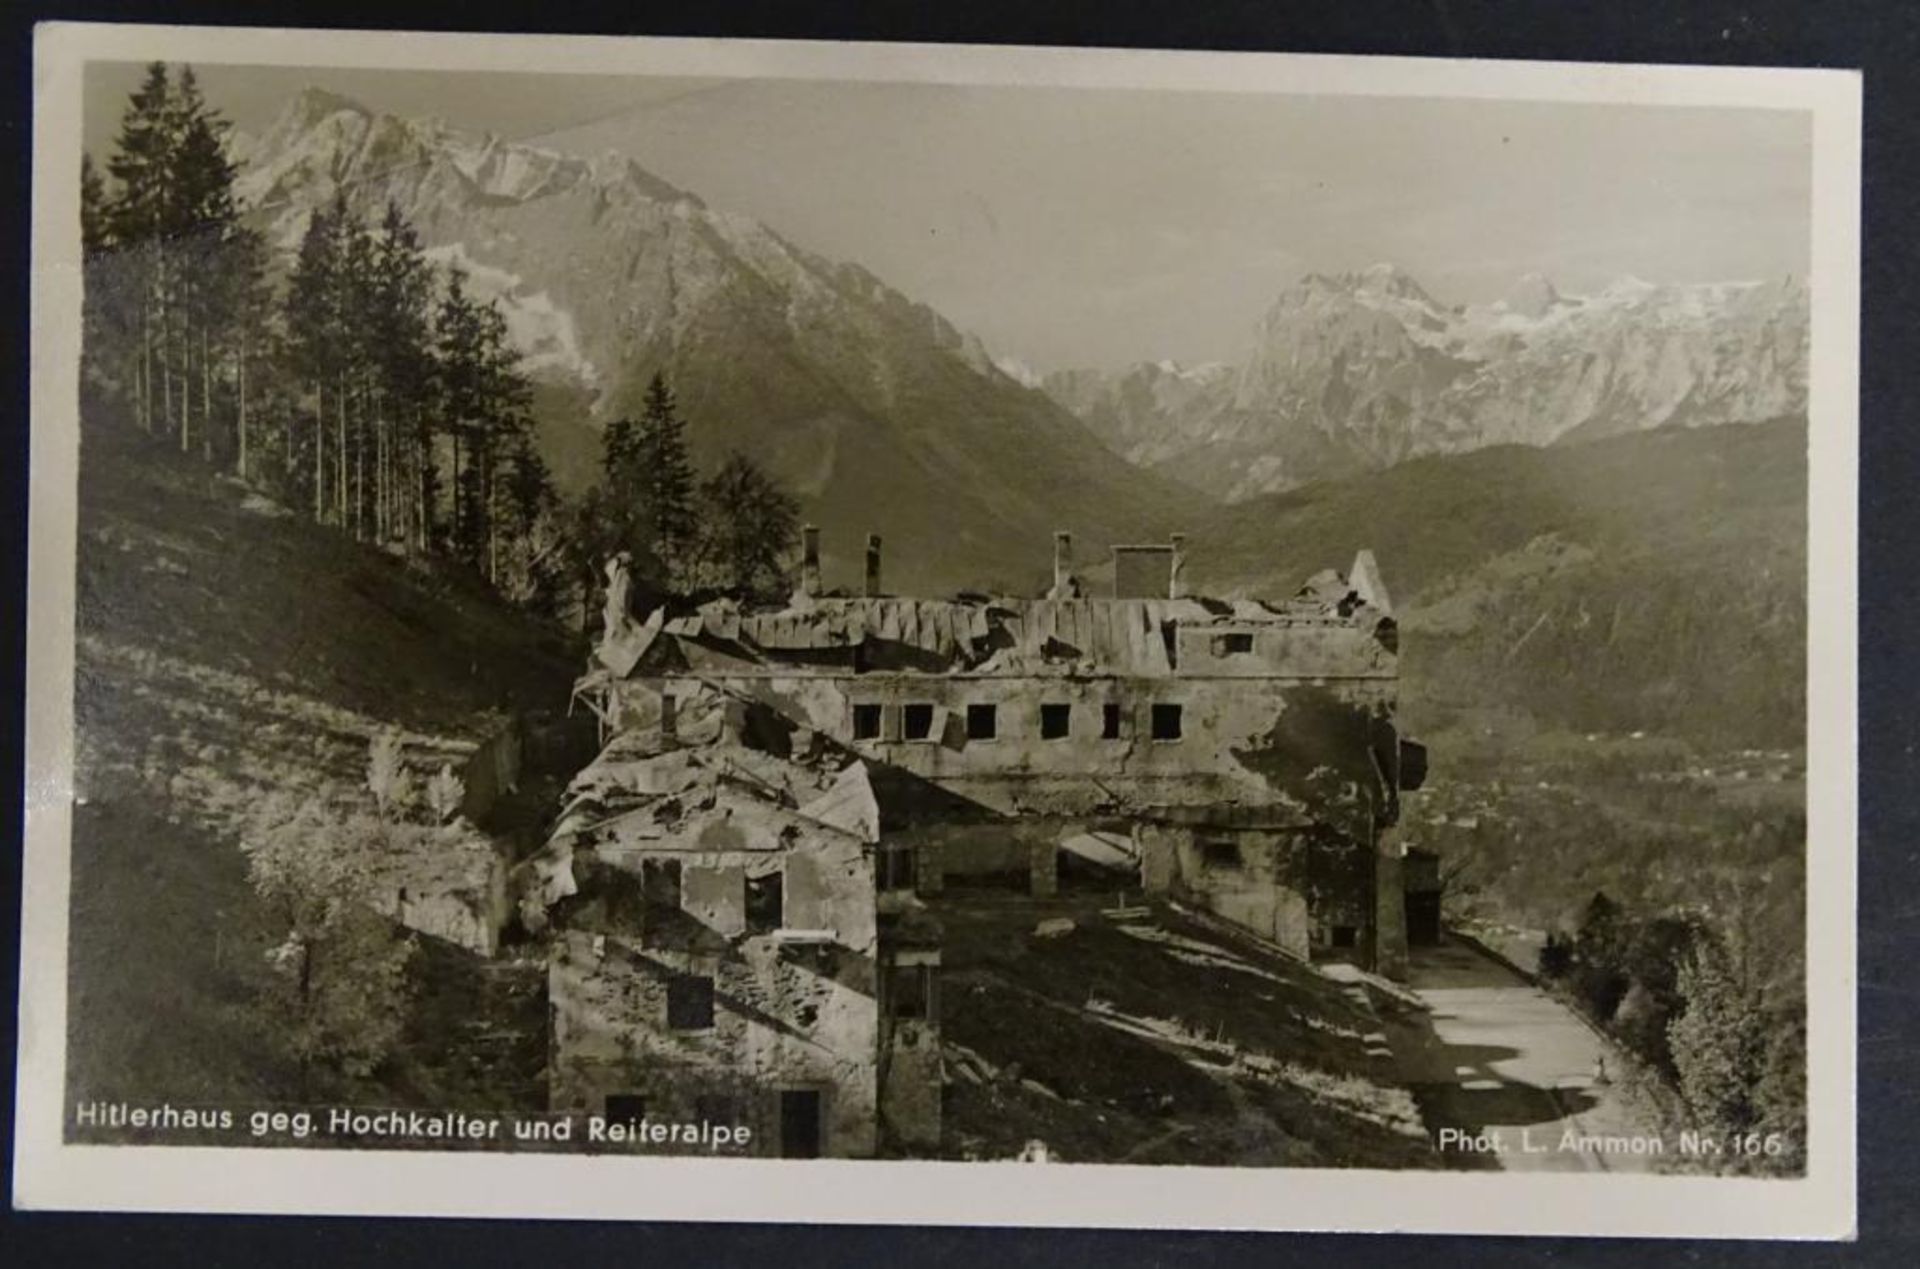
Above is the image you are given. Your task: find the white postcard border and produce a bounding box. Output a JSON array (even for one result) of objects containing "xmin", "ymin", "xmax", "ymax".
[{"xmin": 18, "ymin": 21, "xmax": 1861, "ymax": 1239}]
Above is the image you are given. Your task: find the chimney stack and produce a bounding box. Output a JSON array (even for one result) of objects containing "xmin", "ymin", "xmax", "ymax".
[
  {"xmin": 1168, "ymin": 533, "xmax": 1188, "ymax": 599},
  {"xmin": 864, "ymin": 534, "xmax": 883, "ymax": 598},
  {"xmin": 800, "ymin": 524, "xmax": 821, "ymax": 596},
  {"xmin": 1053, "ymin": 531, "xmax": 1072, "ymax": 595}
]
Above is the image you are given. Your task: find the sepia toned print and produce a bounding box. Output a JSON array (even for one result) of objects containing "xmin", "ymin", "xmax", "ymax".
[{"xmin": 19, "ymin": 24, "xmax": 1858, "ymax": 1236}]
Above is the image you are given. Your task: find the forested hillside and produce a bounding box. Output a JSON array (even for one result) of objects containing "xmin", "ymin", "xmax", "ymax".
[{"xmin": 1186, "ymin": 417, "xmax": 1806, "ymax": 749}]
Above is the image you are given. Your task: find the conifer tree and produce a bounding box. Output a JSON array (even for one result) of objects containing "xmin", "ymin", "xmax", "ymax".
[
  {"xmin": 368, "ymin": 202, "xmax": 435, "ymax": 549},
  {"xmin": 286, "ymin": 196, "xmax": 347, "ymax": 521},
  {"xmin": 433, "ymin": 265, "xmax": 533, "ymax": 576},
  {"xmin": 105, "ymin": 62, "xmax": 177, "ymax": 435},
  {"xmin": 634, "ymin": 372, "xmax": 697, "ymax": 591},
  {"xmin": 695, "ymin": 451, "xmax": 799, "ymax": 600}
]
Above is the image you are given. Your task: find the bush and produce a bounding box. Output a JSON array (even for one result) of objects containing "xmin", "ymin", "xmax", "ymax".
[
  {"xmin": 1668, "ymin": 937, "xmax": 1766, "ymax": 1139},
  {"xmin": 243, "ymin": 793, "xmax": 418, "ymax": 1093}
]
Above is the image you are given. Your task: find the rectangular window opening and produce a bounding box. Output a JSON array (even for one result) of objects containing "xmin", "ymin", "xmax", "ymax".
[
  {"xmin": 667, "ymin": 974, "xmax": 716, "ymax": 1030},
  {"xmin": 902, "ymin": 702, "xmax": 935, "ymax": 741},
  {"xmin": 779, "ymin": 1090, "xmax": 822, "ymax": 1159},
  {"xmin": 1102, "ymin": 702, "xmax": 1123, "ymax": 739},
  {"xmin": 1150, "ymin": 703, "xmax": 1184, "ymax": 741},
  {"xmin": 1214, "ymin": 632, "xmax": 1255, "ymax": 656},
  {"xmin": 1201, "ymin": 839, "xmax": 1241, "ymax": 870},
  {"xmin": 966, "ymin": 703, "xmax": 998, "ymax": 740},
  {"xmin": 878, "ymin": 845, "xmax": 917, "ymax": 892},
  {"xmin": 1040, "ymin": 703, "xmax": 1071, "ymax": 740},
  {"xmin": 745, "ymin": 870, "xmax": 784, "ymax": 934},
  {"xmin": 851, "ymin": 703, "xmax": 883, "ymax": 741},
  {"xmin": 888, "ymin": 963, "xmax": 932, "ymax": 1020}
]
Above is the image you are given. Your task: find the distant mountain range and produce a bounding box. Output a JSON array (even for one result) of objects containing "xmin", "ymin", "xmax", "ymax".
[
  {"xmin": 231, "ymin": 88, "xmax": 1191, "ymax": 594},
  {"xmin": 1042, "ymin": 263, "xmax": 1808, "ymax": 501},
  {"xmin": 229, "ymin": 86, "xmax": 1809, "ymax": 672}
]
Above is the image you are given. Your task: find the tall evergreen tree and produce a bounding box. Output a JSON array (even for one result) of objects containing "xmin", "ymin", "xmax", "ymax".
[
  {"xmin": 286, "ymin": 196, "xmax": 348, "ymax": 521},
  {"xmin": 634, "ymin": 372, "xmax": 697, "ymax": 591},
  {"xmin": 105, "ymin": 61, "xmax": 177, "ymax": 435},
  {"xmin": 368, "ymin": 202, "xmax": 435, "ymax": 549},
  {"xmin": 433, "ymin": 265, "xmax": 533, "ymax": 576},
  {"xmin": 166, "ymin": 67, "xmax": 243, "ymax": 459}
]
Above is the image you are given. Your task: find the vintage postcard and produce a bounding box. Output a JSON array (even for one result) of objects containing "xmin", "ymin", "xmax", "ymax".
[{"xmin": 18, "ymin": 22, "xmax": 1858, "ymax": 1236}]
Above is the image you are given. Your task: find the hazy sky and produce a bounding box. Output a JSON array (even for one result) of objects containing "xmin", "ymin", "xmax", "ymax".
[{"xmin": 84, "ymin": 63, "xmax": 1812, "ymax": 372}]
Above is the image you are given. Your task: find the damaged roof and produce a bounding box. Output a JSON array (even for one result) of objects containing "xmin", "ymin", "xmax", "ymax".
[{"xmin": 614, "ymin": 563, "xmax": 1392, "ymax": 680}]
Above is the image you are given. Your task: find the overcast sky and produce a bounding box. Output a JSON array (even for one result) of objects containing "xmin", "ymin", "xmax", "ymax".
[{"xmin": 84, "ymin": 63, "xmax": 1812, "ymax": 372}]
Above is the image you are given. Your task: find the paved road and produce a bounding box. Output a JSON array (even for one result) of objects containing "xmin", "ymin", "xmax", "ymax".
[{"xmin": 1386, "ymin": 939, "xmax": 1661, "ymax": 1172}]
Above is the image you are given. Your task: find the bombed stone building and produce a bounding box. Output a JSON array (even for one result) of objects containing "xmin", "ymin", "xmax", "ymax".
[{"xmin": 525, "ymin": 529, "xmax": 1423, "ymax": 1157}]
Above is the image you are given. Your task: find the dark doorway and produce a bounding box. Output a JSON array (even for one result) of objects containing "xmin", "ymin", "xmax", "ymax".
[
  {"xmin": 779, "ymin": 1090, "xmax": 822, "ymax": 1158},
  {"xmin": 1406, "ymin": 891, "xmax": 1442, "ymax": 946},
  {"xmin": 604, "ymin": 1094, "xmax": 648, "ymax": 1124},
  {"xmin": 745, "ymin": 870, "xmax": 784, "ymax": 934}
]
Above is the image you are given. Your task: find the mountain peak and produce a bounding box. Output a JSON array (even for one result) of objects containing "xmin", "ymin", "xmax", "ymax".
[
  {"xmin": 1502, "ymin": 271, "xmax": 1563, "ymax": 319},
  {"xmin": 1294, "ymin": 264, "xmax": 1437, "ymax": 307},
  {"xmin": 277, "ymin": 85, "xmax": 371, "ymax": 131}
]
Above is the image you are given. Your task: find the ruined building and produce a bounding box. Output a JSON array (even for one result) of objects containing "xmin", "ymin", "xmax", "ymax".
[{"xmin": 521, "ymin": 530, "xmax": 1424, "ymax": 1157}]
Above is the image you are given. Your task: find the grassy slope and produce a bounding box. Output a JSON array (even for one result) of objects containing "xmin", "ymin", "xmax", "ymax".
[
  {"xmin": 68, "ymin": 420, "xmax": 579, "ymax": 1113},
  {"xmin": 935, "ymin": 889, "xmax": 1435, "ymax": 1168}
]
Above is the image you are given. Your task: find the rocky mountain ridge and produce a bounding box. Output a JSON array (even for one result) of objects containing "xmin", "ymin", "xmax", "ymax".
[{"xmin": 1044, "ymin": 262, "xmax": 1808, "ymax": 501}]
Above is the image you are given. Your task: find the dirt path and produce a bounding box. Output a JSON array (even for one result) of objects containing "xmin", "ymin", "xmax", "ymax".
[{"xmin": 1380, "ymin": 938, "xmax": 1662, "ymax": 1172}]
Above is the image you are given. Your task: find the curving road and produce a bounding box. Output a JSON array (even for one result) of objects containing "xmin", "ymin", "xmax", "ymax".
[{"xmin": 1383, "ymin": 938, "xmax": 1663, "ymax": 1172}]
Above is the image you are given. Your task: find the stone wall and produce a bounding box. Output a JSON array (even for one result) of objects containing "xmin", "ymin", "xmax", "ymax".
[
  {"xmin": 548, "ymin": 928, "xmax": 880, "ymax": 1157},
  {"xmin": 618, "ymin": 671, "xmax": 1398, "ymax": 823},
  {"xmin": 546, "ymin": 806, "xmax": 898, "ymax": 1157}
]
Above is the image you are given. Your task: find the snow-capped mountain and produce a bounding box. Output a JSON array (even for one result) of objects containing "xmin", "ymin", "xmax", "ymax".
[
  {"xmin": 232, "ymin": 87, "xmax": 1189, "ymax": 592},
  {"xmin": 1043, "ymin": 264, "xmax": 1809, "ymax": 501}
]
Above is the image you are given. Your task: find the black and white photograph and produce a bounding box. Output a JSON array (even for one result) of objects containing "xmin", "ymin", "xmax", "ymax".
[{"xmin": 16, "ymin": 23, "xmax": 1859, "ymax": 1236}]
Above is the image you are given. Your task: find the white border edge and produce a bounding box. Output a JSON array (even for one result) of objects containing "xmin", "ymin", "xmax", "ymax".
[{"xmin": 15, "ymin": 21, "xmax": 1863, "ymax": 1240}]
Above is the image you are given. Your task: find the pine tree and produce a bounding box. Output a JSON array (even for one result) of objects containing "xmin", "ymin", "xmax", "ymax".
[
  {"xmin": 433, "ymin": 265, "xmax": 487, "ymax": 563},
  {"xmin": 286, "ymin": 197, "xmax": 347, "ymax": 521},
  {"xmin": 695, "ymin": 451, "xmax": 800, "ymax": 600},
  {"xmin": 105, "ymin": 62, "xmax": 177, "ymax": 435},
  {"xmin": 337, "ymin": 207, "xmax": 376, "ymax": 536},
  {"xmin": 166, "ymin": 66, "xmax": 239, "ymax": 458},
  {"xmin": 433, "ymin": 265, "xmax": 533, "ymax": 576},
  {"xmin": 367, "ymin": 203, "xmax": 435, "ymax": 550},
  {"xmin": 216, "ymin": 225, "xmax": 274, "ymax": 482},
  {"xmin": 634, "ymin": 372, "xmax": 697, "ymax": 592},
  {"xmin": 496, "ymin": 435, "xmax": 566, "ymax": 612}
]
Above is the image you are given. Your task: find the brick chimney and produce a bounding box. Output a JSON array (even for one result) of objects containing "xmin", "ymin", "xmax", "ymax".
[
  {"xmin": 800, "ymin": 524, "xmax": 821, "ymax": 597},
  {"xmin": 1168, "ymin": 533, "xmax": 1188, "ymax": 599},
  {"xmin": 864, "ymin": 534, "xmax": 883, "ymax": 598},
  {"xmin": 1053, "ymin": 530, "xmax": 1072, "ymax": 594}
]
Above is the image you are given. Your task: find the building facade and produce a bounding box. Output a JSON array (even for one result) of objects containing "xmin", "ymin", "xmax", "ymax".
[{"xmin": 528, "ymin": 530, "xmax": 1423, "ymax": 1157}]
